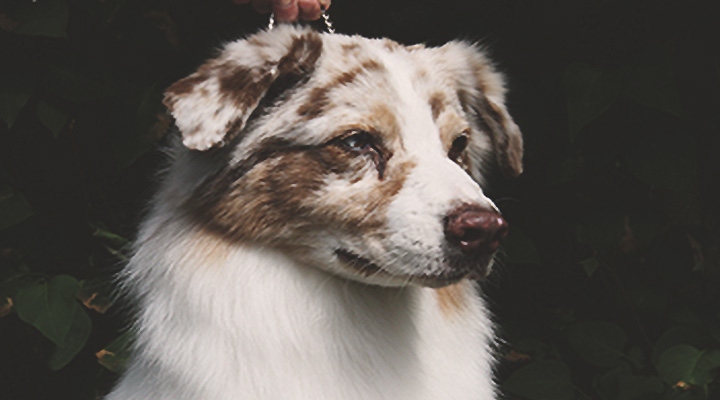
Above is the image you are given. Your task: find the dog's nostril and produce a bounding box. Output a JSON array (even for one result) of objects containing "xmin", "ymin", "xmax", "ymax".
[{"xmin": 444, "ymin": 207, "xmax": 508, "ymax": 254}]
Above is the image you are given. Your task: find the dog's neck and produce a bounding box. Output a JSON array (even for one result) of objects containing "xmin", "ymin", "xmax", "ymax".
[{"xmin": 115, "ymin": 219, "xmax": 434, "ymax": 400}]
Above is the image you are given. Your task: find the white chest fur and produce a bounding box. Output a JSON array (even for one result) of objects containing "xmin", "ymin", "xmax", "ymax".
[{"xmin": 106, "ymin": 218, "xmax": 495, "ymax": 400}]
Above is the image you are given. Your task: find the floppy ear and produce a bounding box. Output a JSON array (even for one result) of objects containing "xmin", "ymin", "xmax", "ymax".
[
  {"xmin": 471, "ymin": 93, "xmax": 524, "ymax": 178},
  {"xmin": 163, "ymin": 27, "xmax": 323, "ymax": 151},
  {"xmin": 451, "ymin": 43, "xmax": 524, "ymax": 177}
]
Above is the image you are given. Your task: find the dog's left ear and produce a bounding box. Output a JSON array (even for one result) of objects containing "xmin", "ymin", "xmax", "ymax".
[
  {"xmin": 163, "ymin": 27, "xmax": 323, "ymax": 151},
  {"xmin": 451, "ymin": 43, "xmax": 524, "ymax": 178}
]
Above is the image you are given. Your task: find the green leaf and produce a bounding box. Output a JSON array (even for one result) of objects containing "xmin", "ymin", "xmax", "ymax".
[
  {"xmin": 652, "ymin": 326, "xmax": 715, "ymax": 366},
  {"xmin": 91, "ymin": 223, "xmax": 130, "ymax": 248},
  {"xmin": 45, "ymin": 67, "xmax": 117, "ymax": 102},
  {"xmin": 579, "ymin": 257, "xmax": 600, "ymax": 277},
  {"xmin": 11, "ymin": 0, "xmax": 68, "ymax": 39},
  {"xmin": 656, "ymin": 345, "xmax": 720, "ymax": 386},
  {"xmin": 595, "ymin": 368, "xmax": 664, "ymax": 400},
  {"xmin": 503, "ymin": 360, "xmax": 575, "ymax": 400},
  {"xmin": 567, "ymin": 321, "xmax": 628, "ymax": 367},
  {"xmin": 564, "ymin": 63, "xmax": 624, "ymax": 141},
  {"xmin": 577, "ymin": 217, "xmax": 625, "ymax": 250},
  {"xmin": 624, "ymin": 44, "xmax": 687, "ymax": 119},
  {"xmin": 514, "ymin": 337, "xmax": 552, "ymax": 360},
  {"xmin": 502, "ymin": 227, "xmax": 541, "ymax": 265},
  {"xmin": 113, "ymin": 83, "xmax": 166, "ymax": 168},
  {"xmin": 97, "ymin": 330, "xmax": 134, "ymax": 373},
  {"xmin": 0, "ymin": 83, "xmax": 32, "ymax": 128},
  {"xmin": 36, "ymin": 101, "xmax": 70, "ymax": 138},
  {"xmin": 628, "ymin": 346, "xmax": 646, "ymax": 370},
  {"xmin": 0, "ymin": 184, "xmax": 34, "ymax": 230},
  {"xmin": 548, "ymin": 157, "xmax": 582, "ymax": 185},
  {"xmin": 47, "ymin": 303, "xmax": 92, "ymax": 370},
  {"xmin": 624, "ymin": 129, "xmax": 697, "ymax": 192},
  {"xmin": 13, "ymin": 275, "xmax": 82, "ymax": 345}
]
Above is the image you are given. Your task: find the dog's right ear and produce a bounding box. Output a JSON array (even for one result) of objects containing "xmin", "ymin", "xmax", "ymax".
[{"xmin": 163, "ymin": 27, "xmax": 323, "ymax": 151}]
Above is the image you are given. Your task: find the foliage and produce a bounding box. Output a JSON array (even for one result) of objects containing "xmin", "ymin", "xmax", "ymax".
[{"xmin": 1, "ymin": 0, "xmax": 718, "ymax": 399}]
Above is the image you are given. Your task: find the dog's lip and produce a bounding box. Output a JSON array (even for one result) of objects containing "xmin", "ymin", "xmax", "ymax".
[
  {"xmin": 335, "ymin": 249, "xmax": 383, "ymax": 276},
  {"xmin": 334, "ymin": 248, "xmax": 472, "ymax": 287}
]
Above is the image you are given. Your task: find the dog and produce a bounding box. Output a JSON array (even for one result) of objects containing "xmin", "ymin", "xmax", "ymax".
[{"xmin": 105, "ymin": 25, "xmax": 523, "ymax": 400}]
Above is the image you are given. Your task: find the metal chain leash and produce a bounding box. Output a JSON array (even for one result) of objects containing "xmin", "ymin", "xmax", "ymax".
[{"xmin": 268, "ymin": 6, "xmax": 334, "ymax": 33}]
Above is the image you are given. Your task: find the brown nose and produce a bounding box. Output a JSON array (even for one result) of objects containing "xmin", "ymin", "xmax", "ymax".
[{"xmin": 444, "ymin": 206, "xmax": 508, "ymax": 254}]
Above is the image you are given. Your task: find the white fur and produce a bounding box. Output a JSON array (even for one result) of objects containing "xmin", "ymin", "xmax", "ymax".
[{"xmin": 106, "ymin": 26, "xmax": 522, "ymax": 400}]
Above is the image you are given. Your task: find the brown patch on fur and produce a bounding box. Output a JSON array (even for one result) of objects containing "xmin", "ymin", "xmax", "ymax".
[
  {"xmin": 311, "ymin": 157, "xmax": 416, "ymax": 233},
  {"xmin": 437, "ymin": 112, "xmax": 470, "ymax": 151},
  {"xmin": 165, "ymin": 32, "xmax": 323, "ymax": 150},
  {"xmin": 185, "ymin": 227, "xmax": 234, "ymax": 266},
  {"xmin": 342, "ymin": 43, "xmax": 361, "ymax": 53},
  {"xmin": 163, "ymin": 74, "xmax": 209, "ymax": 110},
  {"xmin": 435, "ymin": 281, "xmax": 469, "ymax": 317},
  {"xmin": 296, "ymin": 86, "xmax": 331, "ymax": 120},
  {"xmin": 429, "ymin": 92, "xmax": 446, "ymax": 121},
  {"xmin": 219, "ymin": 32, "xmax": 323, "ymax": 111},
  {"xmin": 383, "ymin": 39, "xmax": 402, "ymax": 52},
  {"xmin": 186, "ymin": 134, "xmax": 415, "ymax": 244},
  {"xmin": 367, "ymin": 104, "xmax": 401, "ymax": 146},
  {"xmin": 297, "ymin": 59, "xmax": 385, "ymax": 120},
  {"xmin": 219, "ymin": 65, "xmax": 267, "ymax": 108}
]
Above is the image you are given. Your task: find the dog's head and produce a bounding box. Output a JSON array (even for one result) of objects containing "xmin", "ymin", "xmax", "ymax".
[{"xmin": 163, "ymin": 26, "xmax": 522, "ymax": 288}]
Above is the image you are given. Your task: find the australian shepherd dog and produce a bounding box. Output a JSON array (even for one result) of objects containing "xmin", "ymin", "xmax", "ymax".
[{"xmin": 106, "ymin": 25, "xmax": 523, "ymax": 400}]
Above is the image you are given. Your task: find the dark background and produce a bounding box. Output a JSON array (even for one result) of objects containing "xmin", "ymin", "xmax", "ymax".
[{"xmin": 1, "ymin": 0, "xmax": 719, "ymax": 399}]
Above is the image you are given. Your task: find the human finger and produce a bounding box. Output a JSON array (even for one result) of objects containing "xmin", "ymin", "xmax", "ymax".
[
  {"xmin": 271, "ymin": 0, "xmax": 299, "ymax": 22},
  {"xmin": 251, "ymin": 0, "xmax": 271, "ymax": 14},
  {"xmin": 318, "ymin": 0, "xmax": 331, "ymax": 11},
  {"xmin": 297, "ymin": 0, "xmax": 322, "ymax": 20}
]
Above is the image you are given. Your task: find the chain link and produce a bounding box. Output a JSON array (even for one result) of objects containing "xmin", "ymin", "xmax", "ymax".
[{"xmin": 267, "ymin": 8, "xmax": 335, "ymax": 33}]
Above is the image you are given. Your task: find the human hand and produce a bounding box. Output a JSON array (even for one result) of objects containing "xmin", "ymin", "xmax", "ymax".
[{"xmin": 233, "ymin": 0, "xmax": 331, "ymax": 22}]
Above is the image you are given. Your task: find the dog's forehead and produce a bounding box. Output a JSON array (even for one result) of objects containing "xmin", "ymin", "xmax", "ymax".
[{"xmin": 292, "ymin": 34, "xmax": 468, "ymax": 145}]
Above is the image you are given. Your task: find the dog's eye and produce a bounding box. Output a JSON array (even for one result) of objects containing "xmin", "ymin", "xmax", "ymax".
[
  {"xmin": 448, "ymin": 133, "xmax": 469, "ymax": 163},
  {"xmin": 340, "ymin": 131, "xmax": 375, "ymax": 152}
]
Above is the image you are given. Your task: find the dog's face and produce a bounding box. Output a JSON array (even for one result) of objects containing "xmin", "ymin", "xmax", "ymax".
[{"xmin": 163, "ymin": 26, "xmax": 522, "ymax": 288}]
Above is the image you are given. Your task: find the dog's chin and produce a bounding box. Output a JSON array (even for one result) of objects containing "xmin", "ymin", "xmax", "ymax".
[{"xmin": 334, "ymin": 249, "xmax": 491, "ymax": 288}]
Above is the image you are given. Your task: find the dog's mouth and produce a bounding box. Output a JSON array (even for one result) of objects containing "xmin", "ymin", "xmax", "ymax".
[
  {"xmin": 334, "ymin": 248, "xmax": 474, "ymax": 287},
  {"xmin": 335, "ymin": 249, "xmax": 383, "ymax": 276}
]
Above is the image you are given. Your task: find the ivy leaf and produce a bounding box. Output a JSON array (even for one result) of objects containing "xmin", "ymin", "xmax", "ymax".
[
  {"xmin": 579, "ymin": 257, "xmax": 600, "ymax": 278},
  {"xmin": 112, "ymin": 83, "xmax": 166, "ymax": 168},
  {"xmin": 0, "ymin": 184, "xmax": 34, "ymax": 230},
  {"xmin": 13, "ymin": 275, "xmax": 82, "ymax": 345},
  {"xmin": 656, "ymin": 345, "xmax": 720, "ymax": 386},
  {"xmin": 503, "ymin": 360, "xmax": 575, "ymax": 400},
  {"xmin": 36, "ymin": 101, "xmax": 70, "ymax": 138},
  {"xmin": 47, "ymin": 303, "xmax": 92, "ymax": 370},
  {"xmin": 564, "ymin": 63, "xmax": 624, "ymax": 141},
  {"xmin": 567, "ymin": 321, "xmax": 628, "ymax": 367},
  {"xmin": 577, "ymin": 217, "xmax": 625, "ymax": 251},
  {"xmin": 11, "ymin": 0, "xmax": 68, "ymax": 39},
  {"xmin": 502, "ymin": 227, "xmax": 541, "ymax": 265},
  {"xmin": 0, "ymin": 81, "xmax": 32, "ymax": 128},
  {"xmin": 624, "ymin": 129, "xmax": 697, "ymax": 192},
  {"xmin": 624, "ymin": 44, "xmax": 687, "ymax": 119},
  {"xmin": 97, "ymin": 331, "xmax": 133, "ymax": 373},
  {"xmin": 652, "ymin": 326, "xmax": 715, "ymax": 366},
  {"xmin": 594, "ymin": 368, "xmax": 664, "ymax": 400},
  {"xmin": 45, "ymin": 66, "xmax": 117, "ymax": 102}
]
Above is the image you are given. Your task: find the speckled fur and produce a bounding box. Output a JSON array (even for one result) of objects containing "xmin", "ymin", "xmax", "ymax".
[{"xmin": 106, "ymin": 26, "xmax": 523, "ymax": 400}]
